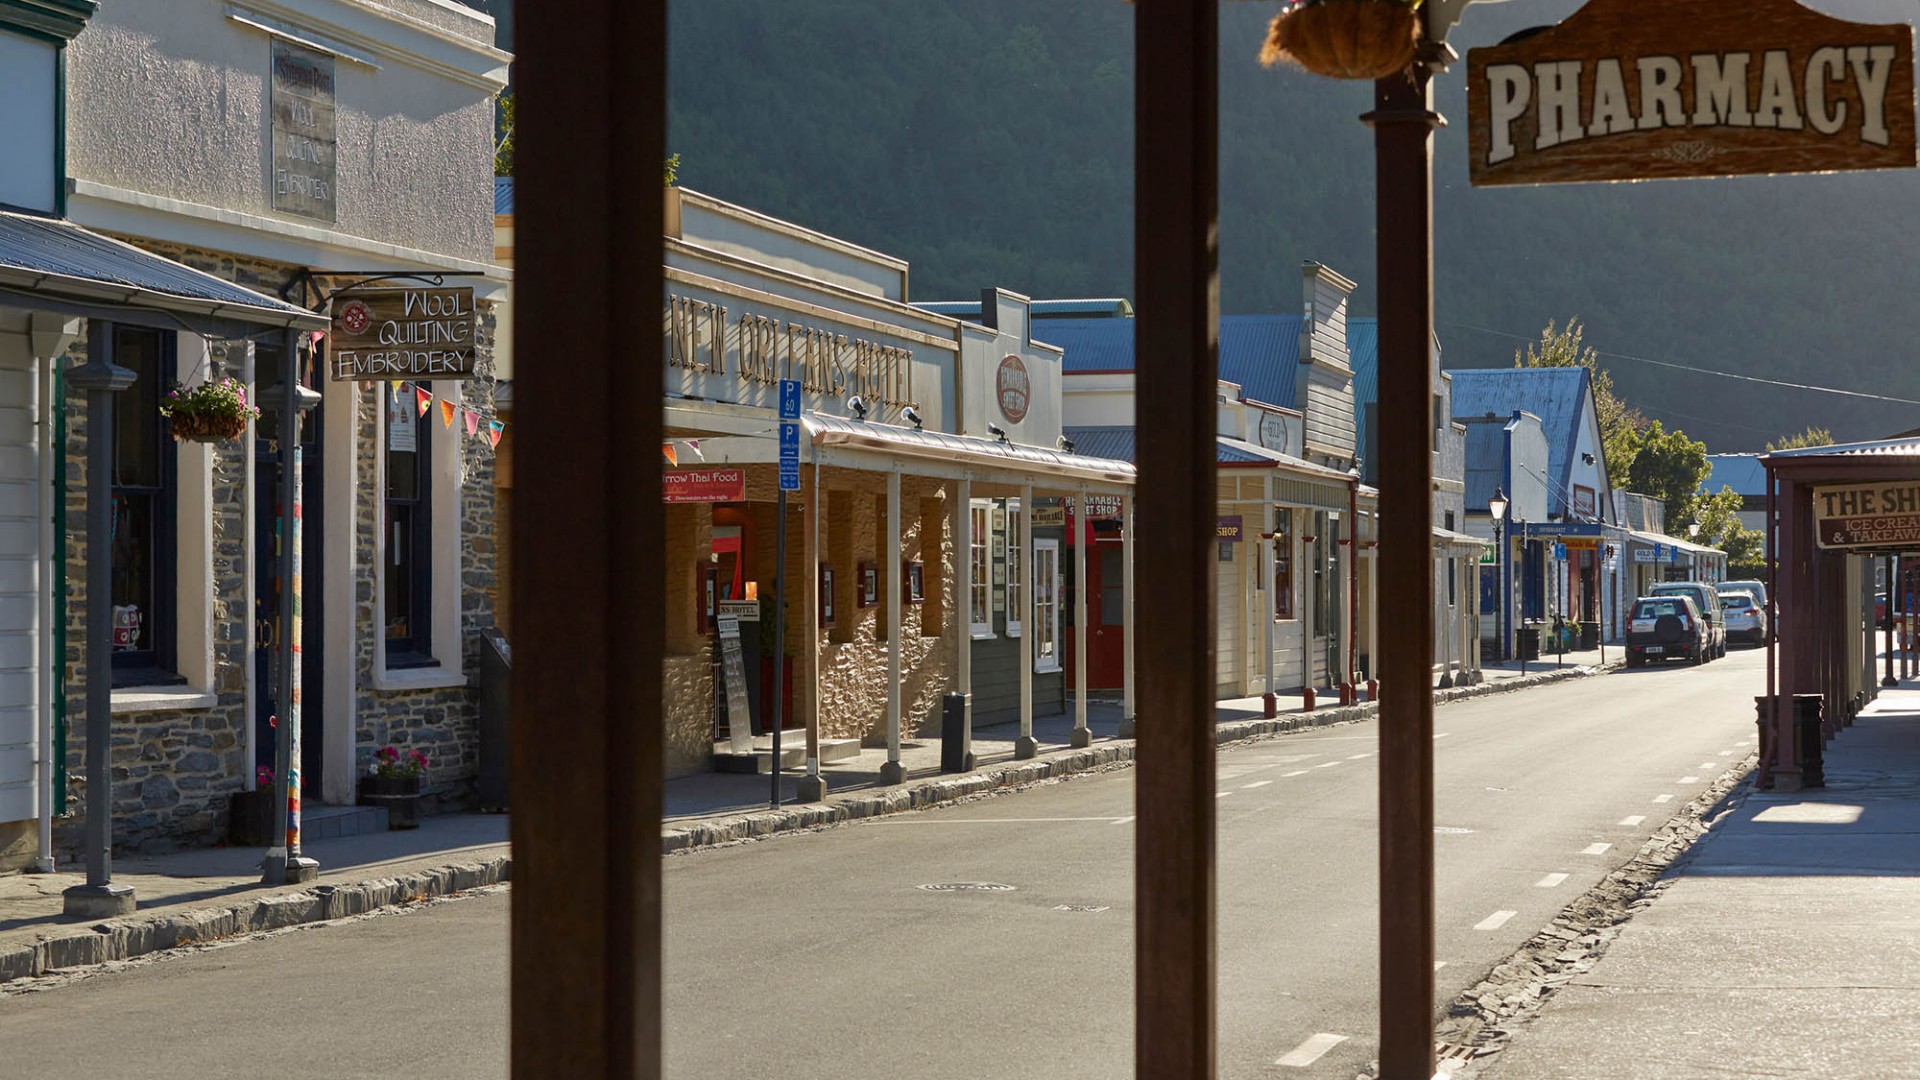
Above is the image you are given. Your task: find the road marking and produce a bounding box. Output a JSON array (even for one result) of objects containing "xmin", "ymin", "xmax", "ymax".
[
  {"xmin": 1276, "ymin": 1033, "xmax": 1348, "ymax": 1068},
  {"xmin": 1434, "ymin": 960, "xmax": 1448, "ymax": 971},
  {"xmin": 1348, "ymin": 753, "xmax": 1373, "ymax": 760},
  {"xmin": 1216, "ymin": 791, "xmax": 1235, "ymax": 799},
  {"xmin": 1581, "ymin": 842, "xmax": 1612, "ymax": 855},
  {"xmin": 1619, "ymin": 815, "xmax": 1646, "ymax": 827},
  {"xmin": 1535, "ymin": 873, "xmax": 1569, "ymax": 888},
  {"xmin": 1680, "ymin": 775, "xmax": 1700, "ymax": 783},
  {"xmin": 1433, "ymin": 733, "xmax": 1452, "ymax": 740},
  {"xmin": 1243, "ymin": 780, "xmax": 1274, "ymax": 789},
  {"xmin": 1111, "ymin": 816, "xmax": 1136, "ymax": 826},
  {"xmin": 1700, "ymin": 761, "xmax": 1718, "ymax": 769},
  {"xmin": 879, "ymin": 817, "xmax": 1133, "ymax": 825},
  {"xmin": 1719, "ymin": 749, "xmax": 1736, "ymax": 756},
  {"xmin": 1474, "ymin": 910, "xmax": 1518, "ymax": 931},
  {"xmin": 1283, "ymin": 770, "xmax": 1310, "ymax": 778},
  {"xmin": 1652, "ymin": 794, "xmax": 1674, "ymax": 804},
  {"xmin": 1316, "ymin": 761, "xmax": 1343, "ymax": 768}
]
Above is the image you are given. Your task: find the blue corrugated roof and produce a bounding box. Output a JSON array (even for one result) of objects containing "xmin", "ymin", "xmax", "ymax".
[
  {"xmin": 495, "ymin": 176, "xmax": 514, "ymax": 215},
  {"xmin": 1347, "ymin": 319, "xmax": 1380, "ymax": 453},
  {"xmin": 1462, "ymin": 420, "xmax": 1508, "ymax": 512},
  {"xmin": 1062, "ymin": 425, "xmax": 1136, "ymax": 462},
  {"xmin": 1446, "ymin": 367, "xmax": 1591, "ymax": 518},
  {"xmin": 1039, "ymin": 317, "xmax": 1138, "ymax": 374},
  {"xmin": 1062, "ymin": 425, "xmax": 1357, "ymax": 475},
  {"xmin": 0, "ymin": 208, "xmax": 324, "ymax": 327},
  {"xmin": 1702, "ymin": 453, "xmax": 1767, "ymax": 494}
]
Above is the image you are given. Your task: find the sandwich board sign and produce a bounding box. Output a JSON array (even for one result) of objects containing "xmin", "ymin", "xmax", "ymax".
[{"xmin": 1468, "ymin": 0, "xmax": 1916, "ymax": 187}]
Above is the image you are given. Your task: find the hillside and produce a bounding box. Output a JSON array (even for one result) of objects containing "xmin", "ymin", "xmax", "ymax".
[{"xmin": 666, "ymin": 0, "xmax": 1920, "ymax": 450}]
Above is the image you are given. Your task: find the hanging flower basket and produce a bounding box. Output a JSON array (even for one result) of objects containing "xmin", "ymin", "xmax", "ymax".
[
  {"xmin": 158, "ymin": 376, "xmax": 259, "ymax": 444},
  {"xmin": 1260, "ymin": 0, "xmax": 1421, "ymax": 81}
]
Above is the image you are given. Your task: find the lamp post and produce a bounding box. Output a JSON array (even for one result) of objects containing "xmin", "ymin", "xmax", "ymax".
[
  {"xmin": 259, "ymin": 330, "xmax": 321, "ymax": 886},
  {"xmin": 1489, "ymin": 487, "xmax": 1508, "ymax": 663},
  {"xmin": 62, "ymin": 322, "xmax": 137, "ymax": 918}
]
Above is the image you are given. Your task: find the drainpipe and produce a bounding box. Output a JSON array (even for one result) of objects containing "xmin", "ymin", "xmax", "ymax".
[{"xmin": 28, "ymin": 316, "xmax": 78, "ymax": 873}]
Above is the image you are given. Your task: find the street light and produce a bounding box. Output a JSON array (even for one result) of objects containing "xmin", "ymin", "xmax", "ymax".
[{"xmin": 1489, "ymin": 487, "xmax": 1508, "ymax": 662}]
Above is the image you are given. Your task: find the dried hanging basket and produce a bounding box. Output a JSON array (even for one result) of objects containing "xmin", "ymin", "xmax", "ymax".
[
  {"xmin": 167, "ymin": 410, "xmax": 251, "ymax": 443},
  {"xmin": 1260, "ymin": 0, "xmax": 1420, "ymax": 81}
]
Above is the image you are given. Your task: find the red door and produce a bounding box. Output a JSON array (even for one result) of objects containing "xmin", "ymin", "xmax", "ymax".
[{"xmin": 1087, "ymin": 535, "xmax": 1126, "ymax": 689}]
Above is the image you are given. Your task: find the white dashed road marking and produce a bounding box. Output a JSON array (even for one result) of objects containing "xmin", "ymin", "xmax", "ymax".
[
  {"xmin": 1474, "ymin": 910, "xmax": 1518, "ymax": 931},
  {"xmin": 1276, "ymin": 1033, "xmax": 1348, "ymax": 1068},
  {"xmin": 1619, "ymin": 815, "xmax": 1646, "ymax": 827},
  {"xmin": 1700, "ymin": 762, "xmax": 1718, "ymax": 769},
  {"xmin": 1283, "ymin": 770, "xmax": 1310, "ymax": 778},
  {"xmin": 1316, "ymin": 761, "xmax": 1343, "ymax": 769},
  {"xmin": 1653, "ymin": 794, "xmax": 1674, "ymax": 804},
  {"xmin": 1434, "ymin": 960, "xmax": 1448, "ymax": 971},
  {"xmin": 1680, "ymin": 775, "xmax": 1700, "ymax": 784},
  {"xmin": 1581, "ymin": 842, "xmax": 1613, "ymax": 855},
  {"xmin": 1349, "ymin": 753, "xmax": 1373, "ymax": 760},
  {"xmin": 1535, "ymin": 873, "xmax": 1569, "ymax": 888},
  {"xmin": 1111, "ymin": 816, "xmax": 1136, "ymax": 826},
  {"xmin": 1720, "ymin": 749, "xmax": 1737, "ymax": 756},
  {"xmin": 1216, "ymin": 791, "xmax": 1234, "ymax": 799},
  {"xmin": 1433, "ymin": 733, "xmax": 1452, "ymax": 740},
  {"xmin": 1243, "ymin": 780, "xmax": 1273, "ymax": 790}
]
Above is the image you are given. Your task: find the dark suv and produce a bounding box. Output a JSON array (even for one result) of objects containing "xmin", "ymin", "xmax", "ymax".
[
  {"xmin": 1647, "ymin": 582, "xmax": 1726, "ymax": 660},
  {"xmin": 1626, "ymin": 594, "xmax": 1707, "ymax": 668}
]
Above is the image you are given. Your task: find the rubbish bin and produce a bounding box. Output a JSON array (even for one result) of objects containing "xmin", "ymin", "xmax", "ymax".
[
  {"xmin": 1517, "ymin": 625, "xmax": 1540, "ymax": 661},
  {"xmin": 1579, "ymin": 620, "xmax": 1600, "ymax": 650},
  {"xmin": 1794, "ymin": 693, "xmax": 1825, "ymax": 788},
  {"xmin": 941, "ymin": 692, "xmax": 973, "ymax": 773}
]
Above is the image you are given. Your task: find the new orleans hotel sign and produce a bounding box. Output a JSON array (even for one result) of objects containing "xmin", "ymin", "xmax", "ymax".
[{"xmin": 1468, "ymin": 0, "xmax": 1916, "ymax": 186}]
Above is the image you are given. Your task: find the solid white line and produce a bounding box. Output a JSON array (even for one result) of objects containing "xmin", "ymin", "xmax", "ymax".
[
  {"xmin": 1216, "ymin": 791, "xmax": 1234, "ymax": 799},
  {"xmin": 1535, "ymin": 872, "xmax": 1569, "ymax": 888},
  {"xmin": 1276, "ymin": 1033, "xmax": 1348, "ymax": 1068},
  {"xmin": 1652, "ymin": 794, "xmax": 1674, "ymax": 804},
  {"xmin": 1111, "ymin": 816, "xmax": 1136, "ymax": 826},
  {"xmin": 1243, "ymin": 780, "xmax": 1274, "ymax": 789},
  {"xmin": 1348, "ymin": 753, "xmax": 1373, "ymax": 760},
  {"xmin": 1433, "ymin": 733, "xmax": 1452, "ymax": 740},
  {"xmin": 1581, "ymin": 842, "xmax": 1612, "ymax": 855},
  {"xmin": 1619, "ymin": 815, "xmax": 1646, "ymax": 827},
  {"xmin": 878, "ymin": 817, "xmax": 1131, "ymax": 825},
  {"xmin": 1474, "ymin": 910, "xmax": 1518, "ymax": 931},
  {"xmin": 1283, "ymin": 770, "xmax": 1310, "ymax": 777},
  {"xmin": 1680, "ymin": 775, "xmax": 1700, "ymax": 783}
]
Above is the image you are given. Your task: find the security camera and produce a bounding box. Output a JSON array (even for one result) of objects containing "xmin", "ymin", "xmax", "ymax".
[
  {"xmin": 1056, "ymin": 434, "xmax": 1075, "ymax": 454},
  {"xmin": 846, "ymin": 395, "xmax": 867, "ymax": 421},
  {"xmin": 901, "ymin": 405, "xmax": 923, "ymax": 431},
  {"xmin": 987, "ymin": 422, "xmax": 1008, "ymax": 443}
]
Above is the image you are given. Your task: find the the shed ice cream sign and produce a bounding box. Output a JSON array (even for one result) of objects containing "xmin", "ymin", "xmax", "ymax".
[{"xmin": 1468, "ymin": 0, "xmax": 1916, "ymax": 186}]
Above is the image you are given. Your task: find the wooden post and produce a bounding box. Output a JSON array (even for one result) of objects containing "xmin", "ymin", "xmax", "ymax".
[
  {"xmin": 1120, "ymin": 492, "xmax": 1136, "ymax": 737},
  {"xmin": 1072, "ymin": 485, "xmax": 1091, "ymax": 747},
  {"xmin": 509, "ymin": 2, "xmax": 664, "ymax": 1075},
  {"xmin": 955, "ymin": 479, "xmax": 974, "ymax": 765},
  {"xmin": 883, "ymin": 470, "xmax": 904, "ymax": 783},
  {"xmin": 1016, "ymin": 482, "xmax": 1037, "ymax": 757},
  {"xmin": 1134, "ymin": 0, "xmax": 1218, "ymax": 1073}
]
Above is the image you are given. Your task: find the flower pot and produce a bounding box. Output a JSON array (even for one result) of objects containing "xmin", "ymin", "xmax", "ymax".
[
  {"xmin": 228, "ymin": 788, "xmax": 278, "ymax": 846},
  {"xmin": 167, "ymin": 410, "xmax": 251, "ymax": 443},
  {"xmin": 359, "ymin": 775, "xmax": 423, "ymax": 829},
  {"xmin": 1261, "ymin": 0, "xmax": 1419, "ymax": 80}
]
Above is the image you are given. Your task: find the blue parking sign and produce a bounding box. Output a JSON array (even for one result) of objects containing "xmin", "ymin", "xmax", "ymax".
[
  {"xmin": 778, "ymin": 420, "xmax": 801, "ymax": 492},
  {"xmin": 778, "ymin": 379, "xmax": 801, "ymax": 421}
]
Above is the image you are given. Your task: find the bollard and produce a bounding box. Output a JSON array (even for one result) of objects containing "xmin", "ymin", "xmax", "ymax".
[
  {"xmin": 1302, "ymin": 685, "xmax": 1316, "ymax": 712},
  {"xmin": 1338, "ymin": 683, "xmax": 1354, "ymax": 707},
  {"xmin": 1794, "ymin": 694, "xmax": 1825, "ymax": 788},
  {"xmin": 1753, "ymin": 695, "xmax": 1775, "ymax": 789},
  {"xmin": 1262, "ymin": 691, "xmax": 1277, "ymax": 719},
  {"xmin": 1366, "ymin": 678, "xmax": 1379, "ymax": 703}
]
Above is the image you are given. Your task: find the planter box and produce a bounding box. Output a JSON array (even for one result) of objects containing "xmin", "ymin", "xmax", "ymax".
[
  {"xmin": 359, "ymin": 775, "xmax": 422, "ymax": 830},
  {"xmin": 228, "ymin": 788, "xmax": 278, "ymax": 847}
]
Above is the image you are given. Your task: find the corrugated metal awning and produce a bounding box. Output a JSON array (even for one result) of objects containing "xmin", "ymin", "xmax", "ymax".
[
  {"xmin": 807, "ymin": 413, "xmax": 1135, "ymax": 489},
  {"xmin": 0, "ymin": 207, "xmax": 327, "ymax": 330}
]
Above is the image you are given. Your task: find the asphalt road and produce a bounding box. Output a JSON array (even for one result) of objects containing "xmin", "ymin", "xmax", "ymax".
[{"xmin": 0, "ymin": 648, "xmax": 1764, "ymax": 1080}]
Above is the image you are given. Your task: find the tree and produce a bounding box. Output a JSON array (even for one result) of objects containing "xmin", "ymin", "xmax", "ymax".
[
  {"xmin": 1515, "ymin": 318, "xmax": 1646, "ymax": 487},
  {"xmin": 1766, "ymin": 425, "xmax": 1834, "ymax": 451},
  {"xmin": 1623, "ymin": 420, "xmax": 1710, "ymax": 532},
  {"xmin": 494, "ymin": 91, "xmax": 514, "ymax": 177},
  {"xmin": 1693, "ymin": 485, "xmax": 1764, "ymax": 576}
]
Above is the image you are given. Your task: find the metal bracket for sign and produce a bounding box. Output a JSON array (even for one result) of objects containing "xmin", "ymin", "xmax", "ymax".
[{"xmin": 278, "ymin": 267, "xmax": 493, "ymax": 312}]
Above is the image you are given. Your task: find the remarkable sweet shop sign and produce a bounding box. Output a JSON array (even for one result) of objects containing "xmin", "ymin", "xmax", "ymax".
[{"xmin": 1467, "ymin": 0, "xmax": 1916, "ymax": 186}]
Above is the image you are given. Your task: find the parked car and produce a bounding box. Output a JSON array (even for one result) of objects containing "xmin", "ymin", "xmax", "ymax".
[
  {"xmin": 1626, "ymin": 595, "xmax": 1708, "ymax": 668},
  {"xmin": 1717, "ymin": 579, "xmax": 1768, "ymax": 610},
  {"xmin": 1648, "ymin": 581, "xmax": 1727, "ymax": 659},
  {"xmin": 1720, "ymin": 591, "xmax": 1766, "ymax": 644}
]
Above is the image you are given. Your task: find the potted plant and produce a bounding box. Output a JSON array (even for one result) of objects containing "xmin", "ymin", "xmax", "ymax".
[
  {"xmin": 157, "ymin": 376, "xmax": 259, "ymax": 443},
  {"xmin": 1259, "ymin": 0, "xmax": 1421, "ymax": 80},
  {"xmin": 359, "ymin": 745, "xmax": 429, "ymax": 829},
  {"xmin": 227, "ymin": 765, "xmax": 278, "ymax": 846}
]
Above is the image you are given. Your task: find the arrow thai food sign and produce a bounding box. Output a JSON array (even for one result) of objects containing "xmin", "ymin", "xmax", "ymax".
[
  {"xmin": 1467, "ymin": 0, "xmax": 1916, "ymax": 186},
  {"xmin": 1814, "ymin": 481, "xmax": 1920, "ymax": 550}
]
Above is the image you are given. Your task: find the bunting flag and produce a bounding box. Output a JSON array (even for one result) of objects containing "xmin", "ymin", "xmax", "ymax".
[
  {"xmin": 684, "ymin": 438, "xmax": 704, "ymax": 461},
  {"xmin": 662, "ymin": 442, "xmax": 678, "ymax": 466},
  {"xmin": 309, "ymin": 329, "xmax": 327, "ymax": 348},
  {"xmin": 487, "ymin": 420, "xmax": 505, "ymax": 449},
  {"xmin": 440, "ymin": 399, "xmax": 456, "ymax": 427},
  {"xmin": 464, "ymin": 407, "xmax": 480, "ymax": 438},
  {"xmin": 415, "ymin": 387, "xmax": 432, "ymax": 417}
]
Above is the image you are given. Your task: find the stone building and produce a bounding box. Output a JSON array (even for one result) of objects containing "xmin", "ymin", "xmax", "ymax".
[{"xmin": 0, "ymin": 0, "xmax": 508, "ymax": 870}]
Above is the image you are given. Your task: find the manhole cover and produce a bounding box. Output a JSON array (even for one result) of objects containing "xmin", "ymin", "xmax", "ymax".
[
  {"xmin": 918, "ymin": 882, "xmax": 1016, "ymax": 892},
  {"xmin": 1053, "ymin": 904, "xmax": 1110, "ymax": 913},
  {"xmin": 1434, "ymin": 826, "xmax": 1475, "ymax": 834}
]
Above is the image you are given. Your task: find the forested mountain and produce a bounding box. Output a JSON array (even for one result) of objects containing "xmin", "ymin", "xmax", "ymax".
[{"xmin": 666, "ymin": 0, "xmax": 1920, "ymax": 450}]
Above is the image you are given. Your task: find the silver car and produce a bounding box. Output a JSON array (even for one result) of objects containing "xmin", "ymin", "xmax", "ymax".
[{"xmin": 1720, "ymin": 590, "xmax": 1766, "ymax": 644}]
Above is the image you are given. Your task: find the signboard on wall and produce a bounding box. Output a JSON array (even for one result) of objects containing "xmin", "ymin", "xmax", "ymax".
[
  {"xmin": 662, "ymin": 468, "xmax": 747, "ymax": 503},
  {"xmin": 1813, "ymin": 481, "xmax": 1920, "ymax": 549},
  {"xmin": 1256, "ymin": 410, "xmax": 1298, "ymax": 456},
  {"xmin": 330, "ymin": 288, "xmax": 477, "ymax": 380},
  {"xmin": 996, "ymin": 355, "xmax": 1031, "ymax": 423},
  {"xmin": 270, "ymin": 40, "xmax": 337, "ymax": 222},
  {"xmin": 1572, "ymin": 484, "xmax": 1597, "ymax": 520},
  {"xmin": 1467, "ymin": 0, "xmax": 1917, "ymax": 187}
]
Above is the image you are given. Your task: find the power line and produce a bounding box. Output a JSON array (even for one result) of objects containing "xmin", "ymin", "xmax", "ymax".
[{"xmin": 1440, "ymin": 320, "xmax": 1920, "ymax": 408}]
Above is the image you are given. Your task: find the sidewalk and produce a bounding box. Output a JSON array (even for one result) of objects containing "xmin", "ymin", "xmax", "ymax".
[{"xmin": 1472, "ymin": 681, "xmax": 1920, "ymax": 1079}]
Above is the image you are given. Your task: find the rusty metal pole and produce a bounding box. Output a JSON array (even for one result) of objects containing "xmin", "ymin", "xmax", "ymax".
[
  {"xmin": 1133, "ymin": 0, "xmax": 1218, "ymax": 1074},
  {"xmin": 1763, "ymin": 465, "xmax": 1777, "ymax": 785},
  {"xmin": 510, "ymin": 3, "xmax": 664, "ymax": 1077},
  {"xmin": 1368, "ymin": 33, "xmax": 1440, "ymax": 1080},
  {"xmin": 1884, "ymin": 554, "xmax": 1896, "ymax": 687}
]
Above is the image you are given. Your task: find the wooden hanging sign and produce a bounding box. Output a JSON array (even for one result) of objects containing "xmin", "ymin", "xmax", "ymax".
[{"xmin": 1467, "ymin": 0, "xmax": 1916, "ymax": 186}]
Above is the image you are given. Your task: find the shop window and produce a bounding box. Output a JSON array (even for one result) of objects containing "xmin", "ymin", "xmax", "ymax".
[
  {"xmin": 384, "ymin": 386, "xmax": 433, "ymax": 667},
  {"xmin": 1272, "ymin": 509, "xmax": 1294, "ymax": 620},
  {"xmin": 109, "ymin": 326, "xmax": 180, "ymax": 687},
  {"xmin": 1005, "ymin": 499, "xmax": 1023, "ymax": 637},
  {"xmin": 968, "ymin": 500, "xmax": 992, "ymax": 637},
  {"xmin": 1032, "ymin": 539, "xmax": 1061, "ymax": 673}
]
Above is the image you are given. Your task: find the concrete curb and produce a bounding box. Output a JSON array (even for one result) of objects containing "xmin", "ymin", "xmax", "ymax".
[
  {"xmin": 0, "ymin": 854, "xmax": 511, "ymax": 986},
  {"xmin": 665, "ymin": 662, "xmax": 1617, "ymax": 855}
]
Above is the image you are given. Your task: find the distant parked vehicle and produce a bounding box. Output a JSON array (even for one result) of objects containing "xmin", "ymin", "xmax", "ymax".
[
  {"xmin": 1720, "ymin": 591, "xmax": 1766, "ymax": 644},
  {"xmin": 1626, "ymin": 595, "xmax": 1708, "ymax": 668},
  {"xmin": 1717, "ymin": 579, "xmax": 1768, "ymax": 610},
  {"xmin": 1649, "ymin": 582, "xmax": 1727, "ymax": 660}
]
